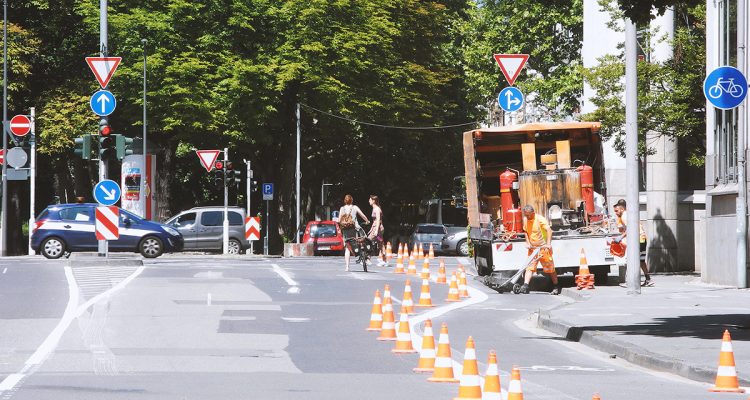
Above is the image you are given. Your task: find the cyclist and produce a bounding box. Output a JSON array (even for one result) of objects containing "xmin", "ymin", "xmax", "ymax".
[{"xmin": 338, "ymin": 195, "xmax": 370, "ymax": 272}]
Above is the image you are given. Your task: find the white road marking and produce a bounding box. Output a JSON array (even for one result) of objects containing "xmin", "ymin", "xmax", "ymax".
[
  {"xmin": 2, "ymin": 268, "xmax": 6, "ymax": 274},
  {"xmin": 282, "ymin": 317, "xmax": 310, "ymax": 322},
  {"xmin": 207, "ymin": 293, "xmax": 212, "ymax": 306},
  {"xmin": 0, "ymin": 264, "xmax": 145, "ymax": 393},
  {"xmin": 272, "ymin": 264, "xmax": 300, "ymax": 294}
]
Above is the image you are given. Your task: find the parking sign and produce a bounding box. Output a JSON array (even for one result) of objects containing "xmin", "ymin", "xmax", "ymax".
[{"xmin": 263, "ymin": 183, "xmax": 274, "ymax": 201}]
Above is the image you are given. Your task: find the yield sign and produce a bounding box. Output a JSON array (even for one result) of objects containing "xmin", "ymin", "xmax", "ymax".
[
  {"xmin": 196, "ymin": 150, "xmax": 221, "ymax": 172},
  {"xmin": 85, "ymin": 56, "xmax": 122, "ymax": 89},
  {"xmin": 493, "ymin": 54, "xmax": 529, "ymax": 86}
]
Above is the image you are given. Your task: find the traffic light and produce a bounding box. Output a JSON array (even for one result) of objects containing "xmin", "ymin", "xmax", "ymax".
[
  {"xmin": 250, "ymin": 179, "xmax": 259, "ymax": 192},
  {"xmin": 115, "ymin": 135, "xmax": 135, "ymax": 160},
  {"xmin": 98, "ymin": 119, "xmax": 115, "ymax": 160},
  {"xmin": 73, "ymin": 134, "xmax": 92, "ymax": 160},
  {"xmin": 213, "ymin": 161, "xmax": 225, "ymax": 185},
  {"xmin": 226, "ymin": 162, "xmax": 241, "ymax": 187}
]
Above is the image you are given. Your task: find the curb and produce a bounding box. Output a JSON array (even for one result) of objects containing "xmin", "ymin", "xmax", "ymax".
[
  {"xmin": 69, "ymin": 253, "xmax": 143, "ymax": 267},
  {"xmin": 536, "ymin": 307, "xmax": 750, "ymax": 386}
]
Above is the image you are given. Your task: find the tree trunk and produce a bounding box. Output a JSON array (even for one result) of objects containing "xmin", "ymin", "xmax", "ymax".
[{"xmin": 154, "ymin": 135, "xmax": 177, "ymax": 221}]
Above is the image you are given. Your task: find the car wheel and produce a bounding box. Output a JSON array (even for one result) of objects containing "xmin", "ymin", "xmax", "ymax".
[
  {"xmin": 227, "ymin": 239, "xmax": 242, "ymax": 255},
  {"xmin": 41, "ymin": 237, "xmax": 66, "ymax": 259},
  {"xmin": 139, "ymin": 236, "xmax": 164, "ymax": 258},
  {"xmin": 457, "ymin": 239, "xmax": 469, "ymax": 257}
]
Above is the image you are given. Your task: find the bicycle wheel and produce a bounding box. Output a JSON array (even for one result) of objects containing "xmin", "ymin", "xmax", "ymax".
[
  {"xmin": 729, "ymin": 84, "xmax": 744, "ymax": 98},
  {"xmin": 708, "ymin": 84, "xmax": 723, "ymax": 99},
  {"xmin": 360, "ymin": 251, "xmax": 368, "ymax": 272}
]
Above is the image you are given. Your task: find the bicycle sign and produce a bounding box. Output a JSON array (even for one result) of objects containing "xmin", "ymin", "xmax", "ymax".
[{"xmin": 704, "ymin": 66, "xmax": 748, "ymax": 110}]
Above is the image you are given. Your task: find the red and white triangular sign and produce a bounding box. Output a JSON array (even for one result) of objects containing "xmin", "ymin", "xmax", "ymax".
[
  {"xmin": 196, "ymin": 150, "xmax": 221, "ymax": 172},
  {"xmin": 85, "ymin": 56, "xmax": 122, "ymax": 88},
  {"xmin": 493, "ymin": 54, "xmax": 529, "ymax": 86}
]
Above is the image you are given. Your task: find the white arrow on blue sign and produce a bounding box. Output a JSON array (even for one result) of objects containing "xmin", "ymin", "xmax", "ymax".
[
  {"xmin": 93, "ymin": 179, "xmax": 121, "ymax": 206},
  {"xmin": 498, "ymin": 87, "xmax": 524, "ymax": 113},
  {"xmin": 704, "ymin": 66, "xmax": 748, "ymax": 110},
  {"xmin": 90, "ymin": 90, "xmax": 117, "ymax": 117}
]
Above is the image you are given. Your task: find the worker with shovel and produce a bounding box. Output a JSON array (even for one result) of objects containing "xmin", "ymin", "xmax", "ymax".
[{"xmin": 519, "ymin": 205, "xmax": 561, "ymax": 295}]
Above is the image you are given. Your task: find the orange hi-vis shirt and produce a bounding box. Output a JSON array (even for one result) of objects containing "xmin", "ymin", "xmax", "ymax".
[
  {"xmin": 616, "ymin": 211, "xmax": 646, "ymax": 243},
  {"xmin": 523, "ymin": 215, "xmax": 550, "ymax": 246}
]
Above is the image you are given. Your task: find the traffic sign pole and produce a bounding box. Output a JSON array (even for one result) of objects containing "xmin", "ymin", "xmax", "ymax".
[
  {"xmin": 223, "ymin": 147, "xmax": 229, "ymax": 255},
  {"xmin": 246, "ymin": 160, "xmax": 253, "ymax": 255},
  {"xmin": 98, "ymin": 0, "xmax": 109, "ymax": 257},
  {"xmin": 27, "ymin": 107, "xmax": 35, "ymax": 255}
]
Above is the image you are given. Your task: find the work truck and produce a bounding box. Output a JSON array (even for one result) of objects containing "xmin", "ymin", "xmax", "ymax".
[{"xmin": 462, "ymin": 122, "xmax": 617, "ymax": 285}]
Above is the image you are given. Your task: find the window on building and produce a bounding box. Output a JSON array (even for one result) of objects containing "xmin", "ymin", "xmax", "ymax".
[{"xmin": 715, "ymin": 0, "xmax": 738, "ymax": 184}]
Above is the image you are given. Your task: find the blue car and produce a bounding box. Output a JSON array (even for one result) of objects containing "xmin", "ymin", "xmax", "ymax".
[{"xmin": 31, "ymin": 203, "xmax": 184, "ymax": 259}]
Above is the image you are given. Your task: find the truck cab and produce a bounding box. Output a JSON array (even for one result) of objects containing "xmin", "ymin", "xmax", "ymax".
[{"xmin": 463, "ymin": 122, "xmax": 617, "ymax": 281}]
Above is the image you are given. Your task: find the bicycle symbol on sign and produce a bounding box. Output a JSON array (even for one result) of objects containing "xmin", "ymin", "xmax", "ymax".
[{"xmin": 708, "ymin": 78, "xmax": 745, "ymax": 99}]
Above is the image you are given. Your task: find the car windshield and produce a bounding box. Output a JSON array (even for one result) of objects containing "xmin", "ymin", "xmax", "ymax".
[
  {"xmin": 416, "ymin": 225, "xmax": 445, "ymax": 234},
  {"xmin": 310, "ymin": 224, "xmax": 337, "ymax": 238}
]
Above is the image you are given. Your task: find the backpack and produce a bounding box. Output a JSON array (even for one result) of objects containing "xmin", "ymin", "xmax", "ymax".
[{"xmin": 339, "ymin": 206, "xmax": 355, "ymax": 229}]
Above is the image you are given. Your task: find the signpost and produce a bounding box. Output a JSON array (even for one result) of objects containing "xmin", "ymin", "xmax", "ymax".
[
  {"xmin": 493, "ymin": 54, "xmax": 529, "ymax": 86},
  {"xmin": 89, "ymin": 90, "xmax": 117, "ymax": 117},
  {"xmin": 93, "ymin": 179, "xmax": 122, "ymax": 206},
  {"xmin": 704, "ymin": 66, "xmax": 748, "ymax": 110},
  {"xmin": 245, "ymin": 216, "xmax": 260, "ymax": 241},
  {"xmin": 498, "ymin": 87, "xmax": 524, "ymax": 113},
  {"xmin": 263, "ymin": 183, "xmax": 273, "ymax": 255},
  {"xmin": 95, "ymin": 206, "xmax": 120, "ymax": 240},
  {"xmin": 9, "ymin": 115, "xmax": 30, "ymax": 136},
  {"xmin": 196, "ymin": 150, "xmax": 221, "ymax": 172}
]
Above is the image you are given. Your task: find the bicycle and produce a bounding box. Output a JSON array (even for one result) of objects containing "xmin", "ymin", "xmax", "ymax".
[
  {"xmin": 708, "ymin": 78, "xmax": 745, "ymax": 99},
  {"xmin": 346, "ymin": 225, "xmax": 375, "ymax": 272}
]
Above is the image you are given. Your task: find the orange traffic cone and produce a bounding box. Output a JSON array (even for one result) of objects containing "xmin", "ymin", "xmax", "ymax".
[
  {"xmin": 592, "ymin": 394, "xmax": 601, "ymax": 400},
  {"xmin": 413, "ymin": 243, "xmax": 419, "ymax": 258},
  {"xmin": 459, "ymin": 270, "xmax": 470, "ymax": 298},
  {"xmin": 415, "ymin": 278, "xmax": 435, "ymax": 308},
  {"xmin": 414, "ymin": 319, "xmax": 436, "ymax": 373},
  {"xmin": 386, "ymin": 242, "xmax": 393, "ymax": 264},
  {"xmin": 421, "ymin": 258, "xmax": 431, "ymax": 280},
  {"xmin": 429, "ymin": 243, "xmax": 435, "ymax": 259},
  {"xmin": 576, "ymin": 248, "xmax": 595, "ymax": 290},
  {"xmin": 402, "ymin": 280, "xmax": 415, "ymax": 314},
  {"xmin": 366, "ymin": 289, "xmax": 383, "ymax": 331},
  {"xmin": 377, "ymin": 288, "xmax": 397, "ymax": 341},
  {"xmin": 382, "ymin": 284, "xmax": 392, "ymax": 304},
  {"xmin": 428, "ymin": 322, "xmax": 459, "ymax": 383},
  {"xmin": 392, "ymin": 307, "xmax": 417, "ymax": 353},
  {"xmin": 394, "ymin": 248, "xmax": 405, "ymax": 274},
  {"xmin": 709, "ymin": 330, "xmax": 746, "ymax": 392},
  {"xmin": 483, "ymin": 350, "xmax": 501, "ymax": 400},
  {"xmin": 407, "ymin": 252, "xmax": 418, "ymax": 275},
  {"xmin": 446, "ymin": 272, "xmax": 461, "ymax": 302},
  {"xmin": 418, "ymin": 243, "xmax": 425, "ymax": 260},
  {"xmin": 578, "ymin": 248, "xmax": 590, "ymax": 275},
  {"xmin": 436, "ymin": 259, "xmax": 447, "ymax": 284},
  {"xmin": 454, "ymin": 336, "xmax": 482, "ymax": 400},
  {"xmin": 507, "ymin": 366, "xmax": 523, "ymax": 400}
]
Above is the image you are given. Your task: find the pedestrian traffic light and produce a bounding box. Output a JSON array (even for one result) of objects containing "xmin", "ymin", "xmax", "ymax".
[
  {"xmin": 226, "ymin": 162, "xmax": 241, "ymax": 187},
  {"xmin": 115, "ymin": 135, "xmax": 135, "ymax": 160},
  {"xmin": 73, "ymin": 134, "xmax": 92, "ymax": 160}
]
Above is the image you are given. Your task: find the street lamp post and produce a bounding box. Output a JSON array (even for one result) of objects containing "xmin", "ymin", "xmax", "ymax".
[{"xmin": 321, "ymin": 182, "xmax": 332, "ymax": 220}]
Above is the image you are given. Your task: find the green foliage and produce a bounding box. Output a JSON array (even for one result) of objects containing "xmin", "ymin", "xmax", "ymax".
[
  {"xmin": 461, "ymin": 0, "xmax": 583, "ymax": 117},
  {"xmin": 583, "ymin": 2, "xmax": 706, "ymax": 166}
]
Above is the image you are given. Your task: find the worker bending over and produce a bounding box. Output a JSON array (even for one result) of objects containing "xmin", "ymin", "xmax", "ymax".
[{"xmin": 520, "ymin": 205, "xmax": 561, "ymax": 295}]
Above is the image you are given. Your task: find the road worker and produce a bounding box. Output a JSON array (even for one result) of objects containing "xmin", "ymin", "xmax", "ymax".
[
  {"xmin": 520, "ymin": 205, "xmax": 560, "ymax": 295},
  {"xmin": 613, "ymin": 199, "xmax": 653, "ymax": 287}
]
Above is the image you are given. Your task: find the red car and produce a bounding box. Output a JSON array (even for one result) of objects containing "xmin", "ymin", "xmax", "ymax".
[{"xmin": 302, "ymin": 221, "xmax": 345, "ymax": 255}]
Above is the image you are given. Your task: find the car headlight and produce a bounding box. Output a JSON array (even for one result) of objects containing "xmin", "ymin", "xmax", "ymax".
[
  {"xmin": 445, "ymin": 235, "xmax": 455, "ymax": 240},
  {"xmin": 163, "ymin": 227, "xmax": 180, "ymax": 236}
]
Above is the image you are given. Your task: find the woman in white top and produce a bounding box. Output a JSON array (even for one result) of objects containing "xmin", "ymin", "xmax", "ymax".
[{"xmin": 338, "ymin": 194, "xmax": 370, "ymax": 271}]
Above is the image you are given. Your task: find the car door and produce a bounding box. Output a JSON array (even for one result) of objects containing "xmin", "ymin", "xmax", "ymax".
[
  {"xmin": 111, "ymin": 210, "xmax": 144, "ymax": 250},
  {"xmin": 195, "ymin": 211, "xmax": 223, "ymax": 250},
  {"xmin": 167, "ymin": 212, "xmax": 199, "ymax": 249},
  {"xmin": 58, "ymin": 206, "xmax": 96, "ymax": 250},
  {"xmin": 227, "ymin": 211, "xmax": 248, "ymax": 248}
]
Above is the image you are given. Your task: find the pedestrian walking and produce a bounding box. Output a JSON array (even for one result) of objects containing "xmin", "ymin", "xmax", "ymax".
[
  {"xmin": 368, "ymin": 195, "xmax": 386, "ymax": 266},
  {"xmin": 338, "ymin": 195, "xmax": 370, "ymax": 272},
  {"xmin": 613, "ymin": 199, "xmax": 653, "ymax": 286},
  {"xmin": 519, "ymin": 205, "xmax": 561, "ymax": 295}
]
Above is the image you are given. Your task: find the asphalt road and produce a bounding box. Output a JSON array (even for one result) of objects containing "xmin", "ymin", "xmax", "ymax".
[{"xmin": 0, "ymin": 255, "xmax": 745, "ymax": 400}]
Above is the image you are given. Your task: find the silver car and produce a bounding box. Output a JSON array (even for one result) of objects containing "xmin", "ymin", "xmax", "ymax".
[
  {"xmin": 442, "ymin": 228, "xmax": 469, "ymax": 256},
  {"xmin": 409, "ymin": 224, "xmax": 448, "ymax": 252},
  {"xmin": 165, "ymin": 206, "xmax": 251, "ymax": 254}
]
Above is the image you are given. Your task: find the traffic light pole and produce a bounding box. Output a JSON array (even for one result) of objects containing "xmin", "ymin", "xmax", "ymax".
[
  {"xmin": 27, "ymin": 107, "xmax": 35, "ymax": 255},
  {"xmin": 98, "ymin": 0, "xmax": 108, "ymax": 257},
  {"xmin": 1, "ymin": 0, "xmax": 8, "ymax": 257},
  {"xmin": 223, "ymin": 147, "xmax": 229, "ymax": 255}
]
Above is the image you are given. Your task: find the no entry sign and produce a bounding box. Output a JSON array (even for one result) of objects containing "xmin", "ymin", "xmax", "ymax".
[{"xmin": 9, "ymin": 115, "xmax": 31, "ymax": 136}]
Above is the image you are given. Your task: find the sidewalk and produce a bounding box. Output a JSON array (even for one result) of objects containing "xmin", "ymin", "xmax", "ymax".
[{"xmin": 537, "ymin": 275, "xmax": 750, "ymax": 385}]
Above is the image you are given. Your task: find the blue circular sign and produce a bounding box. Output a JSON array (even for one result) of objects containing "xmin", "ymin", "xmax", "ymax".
[
  {"xmin": 498, "ymin": 87, "xmax": 524, "ymax": 113},
  {"xmin": 93, "ymin": 179, "xmax": 121, "ymax": 206},
  {"xmin": 90, "ymin": 90, "xmax": 117, "ymax": 117},
  {"xmin": 703, "ymin": 66, "xmax": 747, "ymax": 110}
]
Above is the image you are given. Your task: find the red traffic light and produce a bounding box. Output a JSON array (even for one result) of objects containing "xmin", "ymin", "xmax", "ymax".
[
  {"xmin": 215, "ymin": 161, "xmax": 224, "ymax": 170},
  {"xmin": 100, "ymin": 125, "xmax": 111, "ymax": 136}
]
